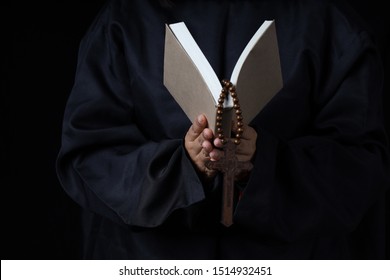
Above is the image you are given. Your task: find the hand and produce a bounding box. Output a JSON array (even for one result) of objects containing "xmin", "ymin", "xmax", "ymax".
[
  {"xmin": 184, "ymin": 114, "xmax": 223, "ymax": 178},
  {"xmin": 230, "ymin": 122, "xmax": 257, "ymax": 181},
  {"xmin": 231, "ymin": 122, "xmax": 257, "ymax": 163}
]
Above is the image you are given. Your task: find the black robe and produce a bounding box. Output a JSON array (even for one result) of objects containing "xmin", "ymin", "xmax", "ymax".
[{"xmin": 56, "ymin": 0, "xmax": 390, "ymax": 259}]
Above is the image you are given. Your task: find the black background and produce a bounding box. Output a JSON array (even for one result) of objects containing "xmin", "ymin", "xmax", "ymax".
[{"xmin": 3, "ymin": 1, "xmax": 389, "ymax": 259}]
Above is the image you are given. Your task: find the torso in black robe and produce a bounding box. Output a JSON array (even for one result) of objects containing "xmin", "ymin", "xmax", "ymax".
[{"xmin": 56, "ymin": 0, "xmax": 390, "ymax": 259}]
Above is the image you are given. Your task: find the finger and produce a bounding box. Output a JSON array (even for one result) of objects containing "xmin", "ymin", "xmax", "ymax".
[
  {"xmin": 213, "ymin": 137, "xmax": 224, "ymax": 148},
  {"xmin": 201, "ymin": 148, "xmax": 210, "ymax": 159},
  {"xmin": 186, "ymin": 114, "xmax": 208, "ymax": 142},
  {"xmin": 185, "ymin": 120, "xmax": 207, "ymax": 157},
  {"xmin": 209, "ymin": 148, "xmax": 223, "ymax": 161},
  {"xmin": 202, "ymin": 128, "xmax": 214, "ymax": 141},
  {"xmin": 201, "ymin": 139, "xmax": 213, "ymax": 153},
  {"xmin": 242, "ymin": 125, "xmax": 257, "ymax": 141},
  {"xmin": 236, "ymin": 137, "xmax": 257, "ymax": 162},
  {"xmin": 232, "ymin": 123, "xmax": 256, "ymax": 140}
]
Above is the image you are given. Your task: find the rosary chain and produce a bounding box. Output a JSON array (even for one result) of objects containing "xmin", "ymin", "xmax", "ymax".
[{"xmin": 215, "ymin": 79, "xmax": 244, "ymax": 145}]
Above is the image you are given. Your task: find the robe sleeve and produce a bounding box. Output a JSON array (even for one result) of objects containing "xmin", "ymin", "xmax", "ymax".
[
  {"xmin": 235, "ymin": 26, "xmax": 390, "ymax": 242},
  {"xmin": 56, "ymin": 4, "xmax": 210, "ymax": 228}
]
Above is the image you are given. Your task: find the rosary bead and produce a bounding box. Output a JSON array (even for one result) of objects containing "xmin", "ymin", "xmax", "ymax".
[
  {"xmin": 216, "ymin": 79, "xmax": 244, "ymax": 145},
  {"xmin": 222, "ymin": 80, "xmax": 232, "ymax": 88}
]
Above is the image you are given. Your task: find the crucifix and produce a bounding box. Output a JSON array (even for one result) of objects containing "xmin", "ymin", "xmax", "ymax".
[
  {"xmin": 206, "ymin": 140, "xmax": 253, "ymax": 227},
  {"xmin": 205, "ymin": 80, "xmax": 253, "ymax": 227}
]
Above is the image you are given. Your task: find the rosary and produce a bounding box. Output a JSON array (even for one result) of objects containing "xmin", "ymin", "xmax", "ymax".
[{"xmin": 206, "ymin": 80, "xmax": 253, "ymax": 227}]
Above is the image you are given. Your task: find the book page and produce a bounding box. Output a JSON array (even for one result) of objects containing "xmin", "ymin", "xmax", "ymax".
[
  {"xmin": 169, "ymin": 23, "xmax": 222, "ymax": 101},
  {"xmin": 164, "ymin": 25, "xmax": 220, "ymax": 132},
  {"xmin": 230, "ymin": 20, "xmax": 274, "ymax": 84},
  {"xmin": 230, "ymin": 20, "xmax": 283, "ymax": 124}
]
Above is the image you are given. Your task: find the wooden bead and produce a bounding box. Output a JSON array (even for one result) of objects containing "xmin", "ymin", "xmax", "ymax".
[
  {"xmin": 223, "ymin": 80, "xmax": 232, "ymax": 87},
  {"xmin": 216, "ymin": 79, "xmax": 244, "ymax": 146}
]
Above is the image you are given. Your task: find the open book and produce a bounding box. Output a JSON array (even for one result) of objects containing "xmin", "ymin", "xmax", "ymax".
[{"xmin": 163, "ymin": 20, "xmax": 283, "ymax": 135}]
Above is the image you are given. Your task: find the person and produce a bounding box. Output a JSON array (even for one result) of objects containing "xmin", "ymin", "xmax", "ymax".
[{"xmin": 56, "ymin": 0, "xmax": 389, "ymax": 259}]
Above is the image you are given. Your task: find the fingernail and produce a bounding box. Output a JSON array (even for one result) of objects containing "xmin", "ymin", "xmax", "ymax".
[{"xmin": 197, "ymin": 114, "xmax": 204, "ymax": 124}]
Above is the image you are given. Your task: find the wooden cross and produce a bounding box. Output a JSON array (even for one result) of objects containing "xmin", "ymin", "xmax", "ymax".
[{"xmin": 206, "ymin": 139, "xmax": 253, "ymax": 227}]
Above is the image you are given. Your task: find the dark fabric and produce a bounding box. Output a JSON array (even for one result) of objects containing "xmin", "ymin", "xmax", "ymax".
[{"xmin": 56, "ymin": 0, "xmax": 390, "ymax": 259}]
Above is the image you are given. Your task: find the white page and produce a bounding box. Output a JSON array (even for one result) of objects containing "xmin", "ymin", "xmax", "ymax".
[
  {"xmin": 230, "ymin": 20, "xmax": 274, "ymax": 84},
  {"xmin": 169, "ymin": 22, "xmax": 224, "ymax": 105}
]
